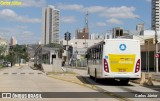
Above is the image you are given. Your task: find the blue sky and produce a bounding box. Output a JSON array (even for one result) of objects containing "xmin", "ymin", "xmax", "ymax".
[{"xmin": 0, "ymin": 0, "xmax": 151, "ymax": 44}]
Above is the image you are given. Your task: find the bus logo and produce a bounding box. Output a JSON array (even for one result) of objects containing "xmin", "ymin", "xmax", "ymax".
[{"xmin": 119, "ymin": 44, "xmax": 126, "ymax": 51}]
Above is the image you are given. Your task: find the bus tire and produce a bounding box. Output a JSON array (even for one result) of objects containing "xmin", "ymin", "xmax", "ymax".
[
  {"xmin": 95, "ymin": 69, "xmax": 98, "ymax": 82},
  {"xmin": 90, "ymin": 75, "xmax": 93, "ymax": 79}
]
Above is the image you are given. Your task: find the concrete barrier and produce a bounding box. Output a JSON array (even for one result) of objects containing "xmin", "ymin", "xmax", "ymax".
[
  {"xmin": 42, "ymin": 64, "xmax": 63, "ymax": 73},
  {"xmin": 140, "ymin": 72, "xmax": 146, "ymax": 84},
  {"xmin": 14, "ymin": 64, "xmax": 20, "ymax": 67},
  {"xmin": 144, "ymin": 73, "xmax": 153, "ymax": 86}
]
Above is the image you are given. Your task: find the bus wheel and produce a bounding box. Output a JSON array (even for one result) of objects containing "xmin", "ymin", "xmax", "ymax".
[
  {"xmin": 120, "ymin": 79, "xmax": 129, "ymax": 85},
  {"xmin": 95, "ymin": 69, "xmax": 98, "ymax": 82},
  {"xmin": 90, "ymin": 75, "xmax": 93, "ymax": 79}
]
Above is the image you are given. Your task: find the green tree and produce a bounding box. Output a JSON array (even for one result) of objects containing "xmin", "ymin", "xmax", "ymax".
[
  {"xmin": 0, "ymin": 45, "xmax": 7, "ymax": 56},
  {"xmin": 5, "ymin": 44, "xmax": 29, "ymax": 64},
  {"xmin": 0, "ymin": 45, "xmax": 7, "ymax": 61}
]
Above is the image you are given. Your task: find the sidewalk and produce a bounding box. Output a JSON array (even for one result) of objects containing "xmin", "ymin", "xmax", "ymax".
[{"xmin": 143, "ymin": 72, "xmax": 160, "ymax": 82}]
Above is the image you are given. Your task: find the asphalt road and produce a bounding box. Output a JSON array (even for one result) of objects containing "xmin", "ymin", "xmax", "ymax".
[
  {"xmin": 0, "ymin": 66, "xmax": 118, "ymax": 101},
  {"xmin": 71, "ymin": 68, "xmax": 160, "ymax": 101}
]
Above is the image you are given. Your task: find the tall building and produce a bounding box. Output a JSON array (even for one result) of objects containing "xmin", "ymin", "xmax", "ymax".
[
  {"xmin": 90, "ymin": 33, "xmax": 98, "ymax": 40},
  {"xmin": 136, "ymin": 23, "xmax": 144, "ymax": 31},
  {"xmin": 42, "ymin": 5, "xmax": 60, "ymax": 45},
  {"xmin": 152, "ymin": 0, "xmax": 160, "ymax": 31},
  {"xmin": 112, "ymin": 27, "xmax": 123, "ymax": 38},
  {"xmin": 75, "ymin": 28, "xmax": 89, "ymax": 39},
  {"xmin": 10, "ymin": 37, "xmax": 17, "ymax": 46}
]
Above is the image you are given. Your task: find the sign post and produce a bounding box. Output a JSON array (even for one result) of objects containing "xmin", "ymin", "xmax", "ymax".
[
  {"xmin": 155, "ymin": 54, "xmax": 159, "ymax": 58},
  {"xmin": 64, "ymin": 32, "xmax": 71, "ymax": 72}
]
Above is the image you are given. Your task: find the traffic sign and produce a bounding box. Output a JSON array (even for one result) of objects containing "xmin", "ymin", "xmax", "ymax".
[{"xmin": 155, "ymin": 54, "xmax": 159, "ymax": 58}]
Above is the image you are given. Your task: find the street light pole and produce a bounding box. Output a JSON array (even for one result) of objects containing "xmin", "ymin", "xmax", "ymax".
[
  {"xmin": 64, "ymin": 32, "xmax": 71, "ymax": 71},
  {"xmin": 147, "ymin": 40, "xmax": 149, "ymax": 72},
  {"xmin": 155, "ymin": 30, "xmax": 159, "ymax": 72},
  {"xmin": 145, "ymin": 39, "xmax": 150, "ymax": 72}
]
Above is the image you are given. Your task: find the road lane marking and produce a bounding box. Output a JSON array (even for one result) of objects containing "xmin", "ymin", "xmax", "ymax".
[
  {"xmin": 1, "ymin": 72, "xmax": 44, "ymax": 75},
  {"xmin": 3, "ymin": 73, "xmax": 8, "ymax": 74}
]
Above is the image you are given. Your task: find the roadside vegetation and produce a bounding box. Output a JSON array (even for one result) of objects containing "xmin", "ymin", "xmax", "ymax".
[{"xmin": 0, "ymin": 44, "xmax": 29, "ymax": 67}]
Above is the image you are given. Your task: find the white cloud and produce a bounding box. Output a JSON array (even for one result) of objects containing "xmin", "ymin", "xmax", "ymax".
[
  {"xmin": 19, "ymin": 31, "xmax": 39, "ymax": 44},
  {"xmin": 6, "ymin": 0, "xmax": 46, "ymax": 7},
  {"xmin": 61, "ymin": 16, "xmax": 76, "ymax": 23},
  {"xmin": 85, "ymin": 6, "xmax": 106, "ymax": 13},
  {"xmin": 22, "ymin": 0, "xmax": 46, "ymax": 7},
  {"xmin": 57, "ymin": 4, "xmax": 139, "ymax": 19},
  {"xmin": 96, "ymin": 22, "xmax": 107, "ymax": 27},
  {"xmin": 22, "ymin": 31, "xmax": 34, "ymax": 37},
  {"xmin": 0, "ymin": 9, "xmax": 41, "ymax": 23},
  {"xmin": 106, "ymin": 18, "xmax": 123, "ymax": 24},
  {"xmin": 145, "ymin": 0, "xmax": 151, "ymax": 2},
  {"xmin": 0, "ymin": 27, "xmax": 39, "ymax": 44},
  {"xmin": 56, "ymin": 3, "xmax": 83, "ymax": 11},
  {"xmin": 100, "ymin": 6, "xmax": 139, "ymax": 19},
  {"xmin": 16, "ymin": 25, "xmax": 28, "ymax": 29}
]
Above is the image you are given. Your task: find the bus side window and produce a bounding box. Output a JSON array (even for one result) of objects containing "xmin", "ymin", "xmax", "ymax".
[
  {"xmin": 91, "ymin": 49, "xmax": 93, "ymax": 64},
  {"xmin": 97, "ymin": 45, "xmax": 101, "ymax": 64},
  {"xmin": 100, "ymin": 44, "xmax": 103, "ymax": 59},
  {"xmin": 93, "ymin": 48, "xmax": 96, "ymax": 64},
  {"xmin": 85, "ymin": 53, "xmax": 90, "ymax": 59}
]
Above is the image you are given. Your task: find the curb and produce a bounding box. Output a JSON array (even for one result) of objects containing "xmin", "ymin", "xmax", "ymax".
[{"xmin": 47, "ymin": 73, "xmax": 130, "ymax": 101}]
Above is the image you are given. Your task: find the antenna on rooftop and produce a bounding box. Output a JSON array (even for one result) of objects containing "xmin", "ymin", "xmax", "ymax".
[{"xmin": 85, "ymin": 11, "xmax": 89, "ymax": 28}]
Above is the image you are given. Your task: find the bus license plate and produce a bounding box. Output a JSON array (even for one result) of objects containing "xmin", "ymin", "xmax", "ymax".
[{"xmin": 119, "ymin": 69, "xmax": 126, "ymax": 72}]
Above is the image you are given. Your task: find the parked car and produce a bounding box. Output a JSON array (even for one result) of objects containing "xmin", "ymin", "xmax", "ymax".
[
  {"xmin": 7, "ymin": 62, "xmax": 11, "ymax": 67},
  {"xmin": 3, "ymin": 61, "xmax": 11, "ymax": 67}
]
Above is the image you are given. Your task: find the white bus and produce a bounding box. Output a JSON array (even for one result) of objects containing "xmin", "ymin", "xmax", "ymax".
[{"xmin": 86, "ymin": 39, "xmax": 141, "ymax": 84}]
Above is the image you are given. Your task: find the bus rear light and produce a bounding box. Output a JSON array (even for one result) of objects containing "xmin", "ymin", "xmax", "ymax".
[
  {"xmin": 104, "ymin": 58, "xmax": 109, "ymax": 72},
  {"xmin": 135, "ymin": 59, "xmax": 140, "ymax": 73}
]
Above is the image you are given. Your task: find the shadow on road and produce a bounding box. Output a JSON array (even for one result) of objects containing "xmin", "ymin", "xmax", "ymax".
[
  {"xmin": 143, "ymin": 85, "xmax": 160, "ymax": 92},
  {"xmin": 76, "ymin": 76, "xmax": 134, "ymax": 86}
]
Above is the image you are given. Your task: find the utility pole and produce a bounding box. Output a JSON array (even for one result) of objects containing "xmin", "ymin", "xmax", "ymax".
[
  {"xmin": 64, "ymin": 32, "xmax": 71, "ymax": 71},
  {"xmin": 155, "ymin": 30, "xmax": 159, "ymax": 72}
]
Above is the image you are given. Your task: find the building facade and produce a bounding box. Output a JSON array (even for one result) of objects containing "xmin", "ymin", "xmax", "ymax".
[
  {"xmin": 42, "ymin": 5, "xmax": 60, "ymax": 45},
  {"xmin": 75, "ymin": 28, "xmax": 89, "ymax": 39},
  {"xmin": 10, "ymin": 37, "xmax": 17, "ymax": 46},
  {"xmin": 152, "ymin": 0, "xmax": 160, "ymax": 31},
  {"xmin": 136, "ymin": 23, "xmax": 144, "ymax": 31}
]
